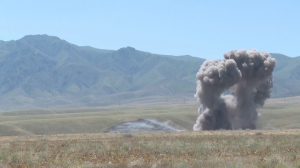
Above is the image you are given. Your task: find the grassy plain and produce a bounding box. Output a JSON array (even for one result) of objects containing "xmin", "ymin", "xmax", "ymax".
[
  {"xmin": 0, "ymin": 103, "xmax": 198, "ymax": 136},
  {"xmin": 0, "ymin": 130, "xmax": 300, "ymax": 167},
  {"xmin": 0, "ymin": 97, "xmax": 300, "ymax": 167},
  {"xmin": 1, "ymin": 96, "xmax": 300, "ymax": 136}
]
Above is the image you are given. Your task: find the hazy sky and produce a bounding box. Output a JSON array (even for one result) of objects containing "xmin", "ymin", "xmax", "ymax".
[{"xmin": 1, "ymin": 0, "xmax": 299, "ymax": 59}]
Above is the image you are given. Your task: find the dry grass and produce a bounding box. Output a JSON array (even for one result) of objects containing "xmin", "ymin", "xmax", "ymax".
[
  {"xmin": 1, "ymin": 98, "xmax": 300, "ymax": 167},
  {"xmin": 0, "ymin": 130, "xmax": 300, "ymax": 168},
  {"xmin": 0, "ymin": 104, "xmax": 198, "ymax": 136},
  {"xmin": 1, "ymin": 96, "xmax": 300, "ymax": 136}
]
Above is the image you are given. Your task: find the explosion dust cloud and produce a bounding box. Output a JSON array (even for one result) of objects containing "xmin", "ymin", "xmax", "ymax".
[{"xmin": 193, "ymin": 49, "xmax": 276, "ymax": 131}]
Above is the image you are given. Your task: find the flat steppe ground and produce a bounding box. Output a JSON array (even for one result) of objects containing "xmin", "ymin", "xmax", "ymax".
[
  {"xmin": 1, "ymin": 130, "xmax": 300, "ymax": 167},
  {"xmin": 0, "ymin": 97, "xmax": 300, "ymax": 167}
]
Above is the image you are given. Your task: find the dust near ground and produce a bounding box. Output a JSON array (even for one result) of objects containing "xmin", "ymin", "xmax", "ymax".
[{"xmin": 105, "ymin": 119, "xmax": 182, "ymax": 133}]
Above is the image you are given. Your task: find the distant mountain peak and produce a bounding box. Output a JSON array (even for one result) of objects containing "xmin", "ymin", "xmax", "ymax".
[
  {"xmin": 115, "ymin": 46, "xmax": 138, "ymax": 57},
  {"xmin": 117, "ymin": 46, "xmax": 136, "ymax": 52},
  {"xmin": 21, "ymin": 34, "xmax": 61, "ymax": 40},
  {"xmin": 19, "ymin": 34, "xmax": 68, "ymax": 46}
]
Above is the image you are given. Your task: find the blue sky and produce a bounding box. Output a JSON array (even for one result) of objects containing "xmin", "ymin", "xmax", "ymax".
[{"xmin": 0, "ymin": 0, "xmax": 299, "ymax": 59}]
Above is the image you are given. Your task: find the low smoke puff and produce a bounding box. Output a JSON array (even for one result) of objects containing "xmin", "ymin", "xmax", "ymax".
[{"xmin": 193, "ymin": 49, "xmax": 276, "ymax": 131}]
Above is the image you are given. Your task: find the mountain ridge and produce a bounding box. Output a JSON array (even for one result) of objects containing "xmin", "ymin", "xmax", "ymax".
[{"xmin": 0, "ymin": 35, "xmax": 299, "ymax": 110}]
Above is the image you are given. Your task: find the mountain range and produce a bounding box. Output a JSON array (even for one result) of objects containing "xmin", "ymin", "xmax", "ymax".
[{"xmin": 0, "ymin": 35, "xmax": 299, "ymax": 109}]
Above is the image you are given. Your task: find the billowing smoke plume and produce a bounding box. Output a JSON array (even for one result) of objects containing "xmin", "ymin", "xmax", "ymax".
[{"xmin": 193, "ymin": 50, "xmax": 276, "ymax": 131}]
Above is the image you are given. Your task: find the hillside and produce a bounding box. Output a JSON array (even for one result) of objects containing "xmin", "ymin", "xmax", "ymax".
[
  {"xmin": 270, "ymin": 53, "xmax": 300, "ymax": 97},
  {"xmin": 0, "ymin": 35, "xmax": 204, "ymax": 109},
  {"xmin": 0, "ymin": 35, "xmax": 299, "ymax": 109}
]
